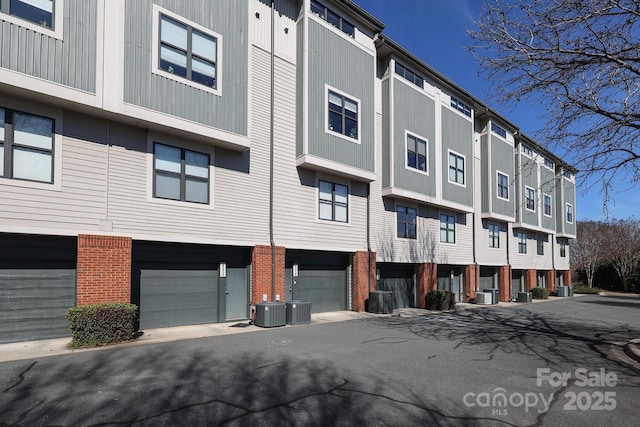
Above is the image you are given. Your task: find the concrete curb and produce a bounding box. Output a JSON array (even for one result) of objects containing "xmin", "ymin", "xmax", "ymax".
[{"xmin": 623, "ymin": 339, "xmax": 640, "ymax": 363}]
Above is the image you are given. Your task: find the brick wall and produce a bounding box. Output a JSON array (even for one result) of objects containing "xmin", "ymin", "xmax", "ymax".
[
  {"xmin": 563, "ymin": 270, "xmax": 572, "ymax": 287},
  {"xmin": 464, "ymin": 264, "xmax": 479, "ymax": 302},
  {"xmin": 417, "ymin": 263, "xmax": 437, "ymax": 308},
  {"xmin": 499, "ymin": 265, "xmax": 511, "ymax": 302},
  {"xmin": 525, "ymin": 269, "xmax": 537, "ymax": 291},
  {"xmin": 352, "ymin": 251, "xmax": 375, "ymax": 312},
  {"xmin": 547, "ymin": 269, "xmax": 556, "ymax": 292},
  {"xmin": 77, "ymin": 235, "xmax": 132, "ymax": 306},
  {"xmin": 251, "ymin": 245, "xmax": 285, "ymax": 304}
]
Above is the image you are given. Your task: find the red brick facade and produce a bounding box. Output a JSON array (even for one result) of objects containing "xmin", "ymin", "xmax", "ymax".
[
  {"xmin": 417, "ymin": 263, "xmax": 437, "ymax": 308},
  {"xmin": 525, "ymin": 269, "xmax": 537, "ymax": 291},
  {"xmin": 563, "ymin": 270, "xmax": 572, "ymax": 287},
  {"xmin": 547, "ymin": 269, "xmax": 556, "ymax": 292},
  {"xmin": 499, "ymin": 265, "xmax": 511, "ymax": 302},
  {"xmin": 251, "ymin": 245, "xmax": 285, "ymax": 304},
  {"xmin": 464, "ymin": 264, "xmax": 479, "ymax": 302},
  {"xmin": 76, "ymin": 235, "xmax": 132, "ymax": 306},
  {"xmin": 352, "ymin": 251, "xmax": 376, "ymax": 312}
]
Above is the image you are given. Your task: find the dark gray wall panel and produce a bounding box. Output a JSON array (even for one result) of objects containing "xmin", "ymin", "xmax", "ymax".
[
  {"xmin": 540, "ymin": 167, "xmax": 556, "ymax": 230},
  {"xmin": 520, "ymin": 155, "xmax": 538, "ymax": 226},
  {"xmin": 564, "ymin": 180, "xmax": 576, "ymax": 235},
  {"xmin": 490, "ymin": 137, "xmax": 515, "ymax": 217},
  {"xmin": 381, "ymin": 78, "xmax": 390, "ymax": 188},
  {"xmin": 481, "ymin": 135, "xmax": 489, "ymax": 211},
  {"xmin": 441, "ymin": 108, "xmax": 473, "ymax": 206}
]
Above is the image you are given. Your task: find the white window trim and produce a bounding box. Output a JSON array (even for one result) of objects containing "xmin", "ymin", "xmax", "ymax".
[
  {"xmin": 324, "ymin": 84, "xmax": 361, "ymax": 144},
  {"xmin": 315, "ymin": 176, "xmax": 351, "ymax": 226},
  {"xmin": 0, "ymin": 0, "xmax": 63, "ymax": 40},
  {"xmin": 447, "ymin": 149, "xmax": 466, "ymax": 188},
  {"xmin": 439, "ymin": 212, "xmax": 456, "ymax": 245},
  {"xmin": 524, "ymin": 185, "xmax": 536, "ymax": 212},
  {"xmin": 543, "ymin": 193, "xmax": 552, "ymax": 217},
  {"xmin": 566, "ymin": 203, "xmax": 574, "ymax": 224},
  {"xmin": 496, "ymin": 170, "xmax": 509, "ymax": 201},
  {"xmin": 146, "ymin": 132, "xmax": 215, "ymax": 210},
  {"xmin": 521, "ymin": 144, "xmax": 534, "ymax": 158},
  {"xmin": 517, "ymin": 232, "xmax": 528, "ymax": 254},
  {"xmin": 404, "ymin": 130, "xmax": 429, "ymax": 176},
  {"xmin": 542, "ymin": 158, "xmax": 555, "ymax": 171},
  {"xmin": 488, "ymin": 223, "xmax": 500, "ymax": 250},
  {"xmin": 395, "ymin": 203, "xmax": 418, "ymax": 240},
  {"xmin": 151, "ymin": 4, "xmax": 223, "ymax": 96}
]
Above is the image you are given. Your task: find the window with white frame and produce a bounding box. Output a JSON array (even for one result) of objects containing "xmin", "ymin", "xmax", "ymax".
[
  {"xmin": 566, "ymin": 203, "xmax": 574, "ymax": 223},
  {"xmin": 525, "ymin": 186, "xmax": 535, "ymax": 211},
  {"xmin": 395, "ymin": 62, "xmax": 424, "ymax": 88},
  {"xmin": 310, "ymin": 0, "xmax": 354, "ymax": 37},
  {"xmin": 153, "ymin": 143, "xmax": 210, "ymax": 204},
  {"xmin": 497, "ymin": 171, "xmax": 509, "ymax": 200},
  {"xmin": 327, "ymin": 89, "xmax": 359, "ymax": 140},
  {"xmin": 544, "ymin": 157, "xmax": 555, "ymax": 169},
  {"xmin": 543, "ymin": 194, "xmax": 552, "ymax": 217},
  {"xmin": 440, "ymin": 214, "xmax": 455, "ymax": 243},
  {"xmin": 450, "ymin": 97, "xmax": 471, "ymax": 117},
  {"xmin": 154, "ymin": 7, "xmax": 219, "ymax": 92},
  {"xmin": 0, "ymin": 107, "xmax": 54, "ymax": 183},
  {"xmin": 406, "ymin": 133, "xmax": 427, "ymax": 173},
  {"xmin": 397, "ymin": 206, "xmax": 417, "ymax": 239},
  {"xmin": 1, "ymin": 0, "xmax": 54, "ymax": 29},
  {"xmin": 521, "ymin": 144, "xmax": 534, "ymax": 156},
  {"xmin": 560, "ymin": 239, "xmax": 567, "ymax": 257},
  {"xmin": 537, "ymin": 234, "xmax": 544, "ymax": 255},
  {"xmin": 491, "ymin": 122, "xmax": 507, "ymax": 138},
  {"xmin": 319, "ymin": 180, "xmax": 348, "ymax": 222},
  {"xmin": 448, "ymin": 151, "xmax": 465, "ymax": 185},
  {"xmin": 517, "ymin": 231, "xmax": 527, "ymax": 254},
  {"xmin": 489, "ymin": 223, "xmax": 500, "ymax": 248}
]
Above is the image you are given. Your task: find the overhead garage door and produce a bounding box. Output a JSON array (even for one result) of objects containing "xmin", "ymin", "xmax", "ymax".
[
  {"xmin": 0, "ymin": 234, "xmax": 76, "ymax": 344},
  {"xmin": 286, "ymin": 250, "xmax": 349, "ymax": 313},
  {"xmin": 377, "ymin": 263, "xmax": 416, "ymax": 308}
]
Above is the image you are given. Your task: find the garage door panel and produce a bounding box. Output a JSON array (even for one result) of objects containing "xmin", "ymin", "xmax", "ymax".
[{"xmin": 295, "ymin": 269, "xmax": 346, "ymax": 312}]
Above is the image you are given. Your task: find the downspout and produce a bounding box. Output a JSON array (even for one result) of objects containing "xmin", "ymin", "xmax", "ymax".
[
  {"xmin": 367, "ymin": 184, "xmax": 372, "ymax": 291},
  {"xmin": 269, "ymin": 0, "xmax": 276, "ymax": 301}
]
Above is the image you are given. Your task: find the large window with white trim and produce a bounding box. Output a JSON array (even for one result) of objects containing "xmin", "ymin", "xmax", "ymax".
[
  {"xmin": 319, "ymin": 180, "xmax": 348, "ymax": 222},
  {"xmin": 153, "ymin": 143, "xmax": 210, "ymax": 204},
  {"xmin": 525, "ymin": 186, "xmax": 535, "ymax": 211},
  {"xmin": 448, "ymin": 151, "xmax": 465, "ymax": 185},
  {"xmin": 327, "ymin": 89, "xmax": 359, "ymax": 140},
  {"xmin": 517, "ymin": 231, "xmax": 527, "ymax": 254},
  {"xmin": 440, "ymin": 214, "xmax": 456, "ymax": 243},
  {"xmin": 543, "ymin": 194, "xmax": 552, "ymax": 216},
  {"xmin": 0, "ymin": 107, "xmax": 54, "ymax": 183},
  {"xmin": 489, "ymin": 223, "xmax": 500, "ymax": 248},
  {"xmin": 1, "ymin": 0, "xmax": 54, "ymax": 29},
  {"xmin": 397, "ymin": 206, "xmax": 417, "ymax": 239},
  {"xmin": 406, "ymin": 133, "xmax": 427, "ymax": 172},
  {"xmin": 497, "ymin": 172, "xmax": 509, "ymax": 200},
  {"xmin": 566, "ymin": 203, "xmax": 574, "ymax": 223}
]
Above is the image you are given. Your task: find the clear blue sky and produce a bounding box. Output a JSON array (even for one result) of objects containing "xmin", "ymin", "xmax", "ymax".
[{"xmin": 353, "ymin": 0, "xmax": 638, "ymax": 220}]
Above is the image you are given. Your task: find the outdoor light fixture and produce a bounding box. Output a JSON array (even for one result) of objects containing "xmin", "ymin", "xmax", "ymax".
[{"xmin": 220, "ymin": 262, "xmax": 227, "ymax": 278}]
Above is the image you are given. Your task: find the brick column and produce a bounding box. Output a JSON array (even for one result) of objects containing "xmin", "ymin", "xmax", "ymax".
[
  {"xmin": 499, "ymin": 265, "xmax": 511, "ymax": 302},
  {"xmin": 547, "ymin": 269, "xmax": 556, "ymax": 292},
  {"xmin": 77, "ymin": 235, "xmax": 132, "ymax": 306},
  {"xmin": 525, "ymin": 269, "xmax": 537, "ymax": 291},
  {"xmin": 251, "ymin": 245, "xmax": 285, "ymax": 304},
  {"xmin": 464, "ymin": 264, "xmax": 479, "ymax": 302},
  {"xmin": 417, "ymin": 263, "xmax": 437, "ymax": 308},
  {"xmin": 563, "ymin": 270, "xmax": 572, "ymax": 287},
  {"xmin": 353, "ymin": 251, "xmax": 376, "ymax": 312}
]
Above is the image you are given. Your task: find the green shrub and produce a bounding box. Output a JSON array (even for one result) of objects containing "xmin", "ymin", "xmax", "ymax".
[
  {"xmin": 425, "ymin": 290, "xmax": 456, "ymax": 311},
  {"xmin": 66, "ymin": 303, "xmax": 138, "ymax": 348},
  {"xmin": 531, "ymin": 287, "xmax": 549, "ymax": 299},
  {"xmin": 573, "ymin": 286, "xmax": 601, "ymax": 294}
]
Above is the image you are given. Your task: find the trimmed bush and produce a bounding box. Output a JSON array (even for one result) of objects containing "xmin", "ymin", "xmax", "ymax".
[
  {"xmin": 531, "ymin": 287, "xmax": 550, "ymax": 300},
  {"xmin": 425, "ymin": 290, "xmax": 456, "ymax": 311},
  {"xmin": 573, "ymin": 286, "xmax": 601, "ymax": 294},
  {"xmin": 66, "ymin": 303, "xmax": 138, "ymax": 348}
]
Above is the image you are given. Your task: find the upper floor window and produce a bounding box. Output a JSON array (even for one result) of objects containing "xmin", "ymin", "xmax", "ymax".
[
  {"xmin": 544, "ymin": 157, "xmax": 555, "ymax": 169},
  {"xmin": 563, "ymin": 169, "xmax": 572, "ymax": 179},
  {"xmin": 566, "ymin": 203, "xmax": 574, "ymax": 223},
  {"xmin": 489, "ymin": 223, "xmax": 500, "ymax": 248},
  {"xmin": 319, "ymin": 180, "xmax": 348, "ymax": 222},
  {"xmin": 0, "ymin": 108, "xmax": 54, "ymax": 183},
  {"xmin": 491, "ymin": 122, "xmax": 507, "ymax": 138},
  {"xmin": 310, "ymin": 0, "xmax": 354, "ymax": 37},
  {"xmin": 448, "ymin": 150, "xmax": 465, "ymax": 185},
  {"xmin": 327, "ymin": 89, "xmax": 359, "ymax": 141},
  {"xmin": 154, "ymin": 143, "xmax": 210, "ymax": 204},
  {"xmin": 395, "ymin": 62, "xmax": 424, "ymax": 88},
  {"xmin": 525, "ymin": 186, "xmax": 535, "ymax": 211},
  {"xmin": 521, "ymin": 144, "xmax": 534, "ymax": 157},
  {"xmin": 543, "ymin": 194, "xmax": 552, "ymax": 217},
  {"xmin": 397, "ymin": 206, "xmax": 417, "ymax": 239},
  {"xmin": 517, "ymin": 231, "xmax": 527, "ymax": 254},
  {"xmin": 451, "ymin": 97, "xmax": 471, "ymax": 117},
  {"xmin": 537, "ymin": 234, "xmax": 545, "ymax": 255},
  {"xmin": 406, "ymin": 133, "xmax": 427, "ymax": 173},
  {"xmin": 440, "ymin": 214, "xmax": 456, "ymax": 243},
  {"xmin": 497, "ymin": 171, "xmax": 509, "ymax": 200},
  {"xmin": 2, "ymin": 0, "xmax": 53, "ymax": 29}
]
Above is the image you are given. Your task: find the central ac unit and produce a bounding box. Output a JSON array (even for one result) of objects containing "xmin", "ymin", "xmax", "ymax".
[{"xmin": 475, "ymin": 292, "xmax": 492, "ymax": 305}]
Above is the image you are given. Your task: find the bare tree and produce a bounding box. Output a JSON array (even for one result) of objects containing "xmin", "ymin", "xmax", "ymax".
[
  {"xmin": 601, "ymin": 218, "xmax": 640, "ymax": 291},
  {"xmin": 571, "ymin": 221, "xmax": 604, "ymax": 288},
  {"xmin": 469, "ymin": 0, "xmax": 640, "ymax": 208}
]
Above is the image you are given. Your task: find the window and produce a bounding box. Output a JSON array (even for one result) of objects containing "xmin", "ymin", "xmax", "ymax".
[
  {"xmin": 395, "ymin": 62, "xmax": 424, "ymax": 88},
  {"xmin": 563, "ymin": 169, "xmax": 572, "ymax": 179},
  {"xmin": 406, "ymin": 133, "xmax": 427, "ymax": 172},
  {"xmin": 451, "ymin": 97, "xmax": 471, "ymax": 117},
  {"xmin": 525, "ymin": 186, "xmax": 535, "ymax": 211},
  {"xmin": 0, "ymin": 107, "xmax": 54, "ymax": 183},
  {"xmin": 1, "ymin": 0, "xmax": 54, "ymax": 28},
  {"xmin": 448, "ymin": 151, "xmax": 465, "ymax": 185},
  {"xmin": 154, "ymin": 143, "xmax": 209, "ymax": 204},
  {"xmin": 497, "ymin": 172, "xmax": 509, "ymax": 200},
  {"xmin": 319, "ymin": 180, "xmax": 348, "ymax": 222},
  {"xmin": 544, "ymin": 157, "xmax": 555, "ymax": 169},
  {"xmin": 491, "ymin": 122, "xmax": 507, "ymax": 138},
  {"xmin": 397, "ymin": 206, "xmax": 417, "ymax": 239},
  {"xmin": 537, "ymin": 234, "xmax": 544, "ymax": 256},
  {"xmin": 566, "ymin": 203, "xmax": 574, "ymax": 223},
  {"xmin": 328, "ymin": 89, "xmax": 358, "ymax": 140},
  {"xmin": 310, "ymin": 0, "xmax": 354, "ymax": 37},
  {"xmin": 489, "ymin": 223, "xmax": 500, "ymax": 248},
  {"xmin": 560, "ymin": 239, "xmax": 567, "ymax": 257},
  {"xmin": 440, "ymin": 214, "xmax": 455, "ymax": 243},
  {"xmin": 517, "ymin": 231, "xmax": 527, "ymax": 254},
  {"xmin": 543, "ymin": 194, "xmax": 552, "ymax": 216},
  {"xmin": 521, "ymin": 144, "xmax": 534, "ymax": 156}
]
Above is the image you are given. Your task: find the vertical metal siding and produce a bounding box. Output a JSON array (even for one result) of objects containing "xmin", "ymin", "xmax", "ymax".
[
  {"xmin": 123, "ymin": 0, "xmax": 248, "ymax": 135},
  {"xmin": 540, "ymin": 167, "xmax": 556, "ymax": 230},
  {"xmin": 381, "ymin": 78, "xmax": 390, "ymax": 188},
  {"xmin": 564, "ymin": 180, "xmax": 576, "ymax": 235},
  {"xmin": 296, "ymin": 18, "xmax": 304, "ymax": 155},
  {"xmin": 520, "ymin": 156, "xmax": 538, "ymax": 226},
  {"xmin": 441, "ymin": 108, "xmax": 473, "ymax": 207},
  {"xmin": 481, "ymin": 135, "xmax": 489, "ymax": 212},
  {"xmin": 491, "ymin": 137, "xmax": 515, "ymax": 217}
]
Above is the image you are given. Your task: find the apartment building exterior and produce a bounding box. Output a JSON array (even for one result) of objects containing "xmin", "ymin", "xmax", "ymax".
[{"xmin": 0, "ymin": 0, "xmax": 577, "ymax": 344}]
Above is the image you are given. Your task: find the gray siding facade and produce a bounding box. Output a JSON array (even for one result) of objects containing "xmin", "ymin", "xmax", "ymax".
[
  {"xmin": 490, "ymin": 136, "xmax": 515, "ymax": 218},
  {"xmin": 441, "ymin": 108, "xmax": 473, "ymax": 207},
  {"xmin": 519, "ymin": 154, "xmax": 538, "ymax": 227}
]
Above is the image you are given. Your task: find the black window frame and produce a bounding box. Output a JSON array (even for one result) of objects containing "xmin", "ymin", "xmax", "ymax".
[
  {"xmin": 448, "ymin": 151, "xmax": 465, "ymax": 185},
  {"xmin": 394, "ymin": 62, "xmax": 424, "ymax": 89},
  {"xmin": 488, "ymin": 223, "xmax": 500, "ymax": 248},
  {"xmin": 566, "ymin": 203, "xmax": 574, "ymax": 223},
  {"xmin": 318, "ymin": 180, "xmax": 348, "ymax": 223},
  {"xmin": 0, "ymin": 107, "xmax": 55, "ymax": 184},
  {"xmin": 397, "ymin": 205, "xmax": 417, "ymax": 239},
  {"xmin": 158, "ymin": 12, "xmax": 218, "ymax": 89},
  {"xmin": 451, "ymin": 97, "xmax": 472, "ymax": 117},
  {"xmin": 525, "ymin": 186, "xmax": 535, "ymax": 211},
  {"xmin": 497, "ymin": 172, "xmax": 509, "ymax": 200},
  {"xmin": 327, "ymin": 90, "xmax": 358, "ymax": 140},
  {"xmin": 440, "ymin": 214, "xmax": 456, "ymax": 244},
  {"xmin": 537, "ymin": 234, "xmax": 544, "ymax": 256},
  {"xmin": 560, "ymin": 239, "xmax": 567, "ymax": 257},
  {"xmin": 153, "ymin": 142, "xmax": 210, "ymax": 204},
  {"xmin": 491, "ymin": 122, "xmax": 507, "ymax": 138},
  {"xmin": 518, "ymin": 231, "xmax": 527, "ymax": 254},
  {"xmin": 310, "ymin": 0, "xmax": 355, "ymax": 37},
  {"xmin": 406, "ymin": 133, "xmax": 427, "ymax": 172},
  {"xmin": 1, "ymin": 0, "xmax": 54, "ymax": 29}
]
